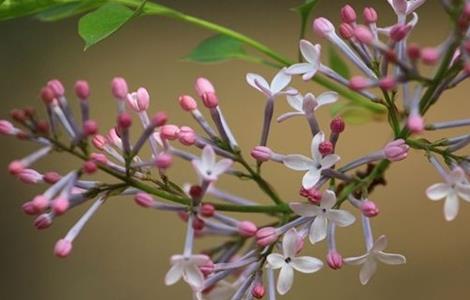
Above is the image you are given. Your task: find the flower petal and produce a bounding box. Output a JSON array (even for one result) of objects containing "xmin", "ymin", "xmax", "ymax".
[
  {"xmin": 309, "ymin": 215, "xmax": 327, "ymax": 244},
  {"xmin": 271, "ymin": 68, "xmax": 291, "ymax": 95},
  {"xmin": 457, "ymin": 183, "xmax": 470, "ymax": 202},
  {"xmin": 320, "ymin": 154, "xmax": 341, "ymax": 169},
  {"xmin": 212, "ymin": 159, "xmax": 233, "ymax": 177},
  {"xmin": 302, "ymin": 71, "xmax": 317, "ymax": 81},
  {"xmin": 327, "ymin": 209, "xmax": 356, "ymax": 227},
  {"xmin": 277, "ymin": 264, "xmax": 294, "ymax": 295},
  {"xmin": 448, "ymin": 167, "xmax": 465, "ymax": 184},
  {"xmin": 372, "ymin": 235, "xmax": 388, "ymax": 252},
  {"xmin": 344, "ymin": 254, "xmax": 368, "ymax": 265},
  {"xmin": 359, "ymin": 258, "xmax": 377, "ymax": 285},
  {"xmin": 286, "ymin": 63, "xmax": 315, "ymax": 76},
  {"xmin": 201, "ymin": 145, "xmax": 215, "ymax": 169},
  {"xmin": 283, "ymin": 154, "xmax": 314, "ymax": 171},
  {"xmin": 246, "ymin": 73, "xmax": 270, "ymax": 95},
  {"xmin": 320, "ymin": 190, "xmax": 337, "ymax": 209},
  {"xmin": 444, "ymin": 191, "xmax": 460, "ymax": 221},
  {"xmin": 277, "ymin": 111, "xmax": 305, "ymax": 123},
  {"xmin": 267, "ymin": 253, "xmax": 286, "ymax": 269},
  {"xmin": 190, "ymin": 255, "xmax": 211, "ymax": 266},
  {"xmin": 289, "ymin": 202, "xmax": 321, "ymax": 217},
  {"xmin": 184, "ymin": 263, "xmax": 205, "ymax": 290},
  {"xmin": 283, "ymin": 228, "xmax": 299, "ymax": 258},
  {"xmin": 302, "ymin": 169, "xmax": 321, "ymax": 189},
  {"xmin": 311, "ymin": 132, "xmax": 325, "ymax": 161},
  {"xmin": 290, "ymin": 256, "xmax": 323, "ymax": 273},
  {"xmin": 426, "ymin": 183, "xmax": 450, "ymax": 201},
  {"xmin": 299, "ymin": 39, "xmax": 321, "ymax": 64},
  {"xmin": 286, "ymin": 93, "xmax": 304, "ymax": 112},
  {"xmin": 376, "ymin": 252, "xmax": 406, "ymax": 265},
  {"xmin": 164, "ymin": 262, "xmax": 184, "ymax": 285},
  {"xmin": 315, "ymin": 91, "xmax": 338, "ymax": 109}
]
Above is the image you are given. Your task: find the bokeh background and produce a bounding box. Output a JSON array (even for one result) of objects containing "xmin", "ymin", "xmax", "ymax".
[{"xmin": 1, "ymin": 0, "xmax": 469, "ymax": 299}]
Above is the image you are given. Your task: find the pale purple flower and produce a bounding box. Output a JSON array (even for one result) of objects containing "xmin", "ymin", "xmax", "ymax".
[
  {"xmin": 387, "ymin": 0, "xmax": 426, "ymax": 18},
  {"xmin": 266, "ymin": 228, "xmax": 323, "ymax": 295},
  {"xmin": 192, "ymin": 145, "xmax": 233, "ymax": 182},
  {"xmin": 246, "ymin": 68, "xmax": 296, "ymax": 98},
  {"xmin": 344, "ymin": 235, "xmax": 406, "ymax": 285},
  {"xmin": 277, "ymin": 91, "xmax": 338, "ymax": 122},
  {"xmin": 290, "ymin": 190, "xmax": 355, "ymax": 244},
  {"xmin": 165, "ymin": 254, "xmax": 210, "ymax": 290},
  {"xmin": 426, "ymin": 167, "xmax": 470, "ymax": 221},
  {"xmin": 283, "ymin": 132, "xmax": 340, "ymax": 188},
  {"xmin": 286, "ymin": 40, "xmax": 321, "ymax": 80}
]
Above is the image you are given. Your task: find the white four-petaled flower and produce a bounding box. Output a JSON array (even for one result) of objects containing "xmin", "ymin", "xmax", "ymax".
[
  {"xmin": 286, "ymin": 40, "xmax": 321, "ymax": 80},
  {"xmin": 192, "ymin": 145, "xmax": 233, "ymax": 182},
  {"xmin": 277, "ymin": 91, "xmax": 338, "ymax": 123},
  {"xmin": 426, "ymin": 167, "xmax": 470, "ymax": 221},
  {"xmin": 266, "ymin": 228, "xmax": 323, "ymax": 295},
  {"xmin": 165, "ymin": 254, "xmax": 210, "ymax": 290},
  {"xmin": 283, "ymin": 131, "xmax": 340, "ymax": 188},
  {"xmin": 246, "ymin": 68, "xmax": 296, "ymax": 98},
  {"xmin": 289, "ymin": 190, "xmax": 355, "ymax": 244},
  {"xmin": 344, "ymin": 235, "xmax": 406, "ymax": 285}
]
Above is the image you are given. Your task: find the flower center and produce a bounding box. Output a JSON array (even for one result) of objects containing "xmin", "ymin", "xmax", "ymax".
[{"xmin": 285, "ymin": 257, "xmax": 292, "ymax": 263}]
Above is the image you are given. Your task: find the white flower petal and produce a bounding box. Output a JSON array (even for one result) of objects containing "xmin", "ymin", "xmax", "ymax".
[
  {"xmin": 359, "ymin": 258, "xmax": 377, "ymax": 285},
  {"xmin": 191, "ymin": 255, "xmax": 210, "ymax": 266},
  {"xmin": 271, "ymin": 68, "xmax": 291, "ymax": 95},
  {"xmin": 290, "ymin": 256, "xmax": 323, "ymax": 273},
  {"xmin": 444, "ymin": 191, "xmax": 460, "ymax": 221},
  {"xmin": 277, "ymin": 264, "xmax": 294, "ymax": 295},
  {"xmin": 372, "ymin": 235, "xmax": 388, "ymax": 252},
  {"xmin": 201, "ymin": 145, "xmax": 215, "ymax": 169},
  {"xmin": 212, "ymin": 159, "xmax": 233, "ymax": 176},
  {"xmin": 315, "ymin": 91, "xmax": 338, "ymax": 109},
  {"xmin": 283, "ymin": 228, "xmax": 299, "ymax": 258},
  {"xmin": 320, "ymin": 190, "xmax": 337, "ymax": 209},
  {"xmin": 320, "ymin": 154, "xmax": 341, "ymax": 169},
  {"xmin": 309, "ymin": 215, "xmax": 327, "ymax": 244},
  {"xmin": 302, "ymin": 71, "xmax": 317, "ymax": 81},
  {"xmin": 246, "ymin": 73, "xmax": 270, "ymax": 95},
  {"xmin": 286, "ymin": 63, "xmax": 315, "ymax": 76},
  {"xmin": 286, "ymin": 94, "xmax": 304, "ymax": 112},
  {"xmin": 283, "ymin": 154, "xmax": 313, "ymax": 171},
  {"xmin": 311, "ymin": 132, "xmax": 325, "ymax": 161},
  {"xmin": 376, "ymin": 252, "xmax": 406, "ymax": 265},
  {"xmin": 457, "ymin": 183, "xmax": 470, "ymax": 202},
  {"xmin": 165, "ymin": 262, "xmax": 184, "ymax": 285},
  {"xmin": 448, "ymin": 167, "xmax": 465, "ymax": 184},
  {"xmin": 289, "ymin": 202, "xmax": 321, "ymax": 217},
  {"xmin": 344, "ymin": 254, "xmax": 368, "ymax": 265},
  {"xmin": 426, "ymin": 183, "xmax": 450, "ymax": 201},
  {"xmin": 302, "ymin": 169, "xmax": 321, "ymax": 189},
  {"xmin": 184, "ymin": 263, "xmax": 205, "ymax": 290},
  {"xmin": 277, "ymin": 111, "xmax": 305, "ymax": 123},
  {"xmin": 327, "ymin": 209, "xmax": 356, "ymax": 227},
  {"xmin": 299, "ymin": 39, "xmax": 321, "ymax": 64},
  {"xmin": 267, "ymin": 253, "xmax": 286, "ymax": 269}
]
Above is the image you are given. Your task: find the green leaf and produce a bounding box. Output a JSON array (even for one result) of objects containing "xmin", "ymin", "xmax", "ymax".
[
  {"xmin": 292, "ymin": 0, "xmax": 319, "ymax": 42},
  {"xmin": 331, "ymin": 102, "xmax": 378, "ymax": 125},
  {"xmin": 184, "ymin": 34, "xmax": 247, "ymax": 63},
  {"xmin": 328, "ymin": 46, "xmax": 350, "ymax": 79},
  {"xmin": 36, "ymin": 1, "xmax": 102, "ymax": 22},
  {"xmin": 78, "ymin": 3, "xmax": 135, "ymax": 50},
  {"xmin": 0, "ymin": 0, "xmax": 60, "ymax": 20}
]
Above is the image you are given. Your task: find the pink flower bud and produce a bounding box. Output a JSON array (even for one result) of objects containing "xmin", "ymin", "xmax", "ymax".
[
  {"xmin": 111, "ymin": 77, "xmax": 128, "ymax": 99},
  {"xmin": 384, "ymin": 139, "xmax": 409, "ymax": 161},
  {"xmin": 74, "ymin": 80, "xmax": 90, "ymax": 100},
  {"xmin": 360, "ymin": 200, "xmax": 380, "ymax": 217},
  {"xmin": 82, "ymin": 160, "xmax": 98, "ymax": 174},
  {"xmin": 134, "ymin": 192, "xmax": 155, "ymax": 208},
  {"xmin": 195, "ymin": 77, "xmax": 216, "ymax": 98},
  {"xmin": 238, "ymin": 221, "xmax": 258, "ymax": 237},
  {"xmin": 256, "ymin": 227, "xmax": 277, "ymax": 246},
  {"xmin": 421, "ymin": 47, "xmax": 440, "ymax": 65},
  {"xmin": 8, "ymin": 160, "xmax": 24, "ymax": 175},
  {"xmin": 83, "ymin": 119, "xmax": 98, "ymax": 136},
  {"xmin": 31, "ymin": 195, "xmax": 49, "ymax": 212},
  {"xmin": 340, "ymin": 5, "xmax": 356, "ymax": 23},
  {"xmin": 189, "ymin": 185, "xmax": 203, "ymax": 199},
  {"xmin": 200, "ymin": 259, "xmax": 215, "ymax": 277},
  {"xmin": 407, "ymin": 115, "xmax": 424, "ymax": 134},
  {"xmin": 107, "ymin": 128, "xmax": 121, "ymax": 145},
  {"xmin": 178, "ymin": 95, "xmax": 198, "ymax": 111},
  {"xmin": 200, "ymin": 203, "xmax": 215, "ymax": 217},
  {"xmin": 299, "ymin": 187, "xmax": 322, "ymax": 204},
  {"xmin": 201, "ymin": 93, "xmax": 219, "ymax": 108},
  {"xmin": 319, "ymin": 141, "xmax": 334, "ymax": 156},
  {"xmin": 40, "ymin": 86, "xmax": 55, "ymax": 104},
  {"xmin": 127, "ymin": 87, "xmax": 150, "ymax": 112},
  {"xmin": 47, "ymin": 79, "xmax": 65, "ymax": 97},
  {"xmin": 160, "ymin": 124, "xmax": 180, "ymax": 140},
  {"xmin": 251, "ymin": 146, "xmax": 272, "ymax": 162},
  {"xmin": 192, "ymin": 217, "xmax": 205, "ymax": 230},
  {"xmin": 407, "ymin": 43, "xmax": 421, "ymax": 60},
  {"xmin": 313, "ymin": 17, "xmax": 335, "ymax": 38},
  {"xmin": 178, "ymin": 126, "xmax": 196, "ymax": 146},
  {"xmin": 326, "ymin": 250, "xmax": 343, "ymax": 270},
  {"xmin": 390, "ymin": 24, "xmax": 410, "ymax": 42},
  {"xmin": 251, "ymin": 282, "xmax": 265, "ymax": 299},
  {"xmin": 18, "ymin": 169, "xmax": 43, "ymax": 184},
  {"xmin": 52, "ymin": 197, "xmax": 69, "ymax": 215},
  {"xmin": 43, "ymin": 172, "xmax": 61, "ymax": 184},
  {"xmin": 117, "ymin": 112, "xmax": 132, "ymax": 129},
  {"xmin": 349, "ymin": 76, "xmax": 370, "ymax": 91},
  {"xmin": 0, "ymin": 120, "xmax": 15, "ymax": 135},
  {"xmin": 379, "ymin": 76, "xmax": 397, "ymax": 90},
  {"xmin": 151, "ymin": 112, "xmax": 168, "ymax": 127},
  {"xmin": 54, "ymin": 239, "xmax": 72, "ymax": 258},
  {"xmin": 178, "ymin": 211, "xmax": 189, "ymax": 222},
  {"xmin": 34, "ymin": 213, "xmax": 52, "ymax": 230},
  {"xmin": 330, "ymin": 117, "xmax": 345, "ymax": 134},
  {"xmin": 354, "ymin": 25, "xmax": 374, "ymax": 45},
  {"xmin": 92, "ymin": 134, "xmax": 108, "ymax": 150},
  {"xmin": 363, "ymin": 7, "xmax": 378, "ymax": 24},
  {"xmin": 22, "ymin": 201, "xmax": 38, "ymax": 215},
  {"xmin": 339, "ymin": 23, "xmax": 354, "ymax": 40},
  {"xmin": 155, "ymin": 153, "xmax": 173, "ymax": 169},
  {"xmin": 90, "ymin": 153, "xmax": 108, "ymax": 165}
]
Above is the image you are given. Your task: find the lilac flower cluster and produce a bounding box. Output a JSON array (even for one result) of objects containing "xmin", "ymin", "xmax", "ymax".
[{"xmin": 2, "ymin": 1, "xmax": 470, "ymax": 299}]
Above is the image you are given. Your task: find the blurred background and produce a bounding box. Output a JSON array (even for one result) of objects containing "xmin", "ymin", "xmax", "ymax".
[{"xmin": 1, "ymin": 0, "xmax": 469, "ymax": 299}]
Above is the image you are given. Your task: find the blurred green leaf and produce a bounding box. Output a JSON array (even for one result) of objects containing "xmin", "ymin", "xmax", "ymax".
[
  {"xmin": 184, "ymin": 34, "xmax": 247, "ymax": 63},
  {"xmin": 0, "ymin": 0, "xmax": 61, "ymax": 20},
  {"xmin": 328, "ymin": 45, "xmax": 350, "ymax": 79},
  {"xmin": 331, "ymin": 102, "xmax": 377, "ymax": 124},
  {"xmin": 79, "ymin": 3, "xmax": 135, "ymax": 50},
  {"xmin": 292, "ymin": 0, "xmax": 319, "ymax": 42},
  {"xmin": 35, "ymin": 1, "xmax": 102, "ymax": 22}
]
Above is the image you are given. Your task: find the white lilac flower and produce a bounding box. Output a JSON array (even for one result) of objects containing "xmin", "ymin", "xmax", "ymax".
[
  {"xmin": 289, "ymin": 190, "xmax": 355, "ymax": 244},
  {"xmin": 165, "ymin": 254, "xmax": 210, "ymax": 290},
  {"xmin": 283, "ymin": 131, "xmax": 340, "ymax": 189},
  {"xmin": 192, "ymin": 145, "xmax": 233, "ymax": 182},
  {"xmin": 266, "ymin": 228, "xmax": 323, "ymax": 295},
  {"xmin": 387, "ymin": 0, "xmax": 426, "ymax": 19},
  {"xmin": 246, "ymin": 68, "xmax": 296, "ymax": 98},
  {"xmin": 286, "ymin": 40, "xmax": 321, "ymax": 80},
  {"xmin": 426, "ymin": 167, "xmax": 470, "ymax": 221},
  {"xmin": 344, "ymin": 235, "xmax": 406, "ymax": 285},
  {"xmin": 277, "ymin": 91, "xmax": 338, "ymax": 123}
]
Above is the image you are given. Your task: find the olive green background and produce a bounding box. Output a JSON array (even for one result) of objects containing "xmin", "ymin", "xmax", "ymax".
[{"xmin": 1, "ymin": 1, "xmax": 469, "ymax": 299}]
